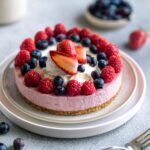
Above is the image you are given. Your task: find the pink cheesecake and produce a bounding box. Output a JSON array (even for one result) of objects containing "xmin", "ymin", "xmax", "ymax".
[{"xmin": 14, "ymin": 24, "xmax": 123, "ymax": 115}]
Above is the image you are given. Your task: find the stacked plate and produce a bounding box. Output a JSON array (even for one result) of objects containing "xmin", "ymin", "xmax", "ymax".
[{"xmin": 0, "ymin": 51, "xmax": 146, "ymax": 138}]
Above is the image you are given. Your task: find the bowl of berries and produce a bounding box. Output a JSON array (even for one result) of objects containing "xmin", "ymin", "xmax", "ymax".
[{"xmin": 85, "ymin": 0, "xmax": 133, "ymax": 29}]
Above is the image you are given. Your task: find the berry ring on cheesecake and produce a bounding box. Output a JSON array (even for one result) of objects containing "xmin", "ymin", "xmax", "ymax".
[{"xmin": 14, "ymin": 23, "xmax": 123, "ymax": 115}]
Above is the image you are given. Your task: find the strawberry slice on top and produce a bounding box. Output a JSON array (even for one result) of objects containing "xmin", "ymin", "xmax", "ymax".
[
  {"xmin": 50, "ymin": 51, "xmax": 78, "ymax": 75},
  {"xmin": 75, "ymin": 45, "xmax": 87, "ymax": 64},
  {"xmin": 57, "ymin": 39, "xmax": 76, "ymax": 56}
]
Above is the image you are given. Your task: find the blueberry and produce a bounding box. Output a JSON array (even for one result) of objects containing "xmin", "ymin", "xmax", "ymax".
[
  {"xmin": 28, "ymin": 58, "xmax": 37, "ymax": 69},
  {"xmin": 78, "ymin": 65, "xmax": 85, "ymax": 72},
  {"xmin": 95, "ymin": 0, "xmax": 111, "ymax": 8},
  {"xmin": 53, "ymin": 76, "xmax": 64, "ymax": 87},
  {"xmin": 112, "ymin": 14, "xmax": 122, "ymax": 20},
  {"xmin": 0, "ymin": 143, "xmax": 7, "ymax": 150},
  {"xmin": 90, "ymin": 57, "xmax": 97, "ymax": 67},
  {"xmin": 97, "ymin": 52, "xmax": 107, "ymax": 60},
  {"xmin": 0, "ymin": 122, "xmax": 10, "ymax": 135},
  {"xmin": 117, "ymin": 6, "xmax": 132, "ymax": 18},
  {"xmin": 94, "ymin": 78, "xmax": 104, "ymax": 89},
  {"xmin": 13, "ymin": 138, "xmax": 25, "ymax": 150},
  {"xmin": 86, "ymin": 55, "xmax": 92, "ymax": 64},
  {"xmin": 93, "ymin": 11, "xmax": 103, "ymax": 19},
  {"xmin": 56, "ymin": 34, "xmax": 66, "ymax": 42},
  {"xmin": 111, "ymin": 0, "xmax": 122, "ymax": 5},
  {"xmin": 105, "ymin": 4, "xmax": 117, "ymax": 17},
  {"xmin": 30, "ymin": 50, "xmax": 42, "ymax": 59},
  {"xmin": 48, "ymin": 37, "xmax": 57, "ymax": 46},
  {"xmin": 98, "ymin": 59, "xmax": 107, "ymax": 69},
  {"xmin": 81, "ymin": 38, "xmax": 91, "ymax": 47},
  {"xmin": 55, "ymin": 86, "xmax": 66, "ymax": 96},
  {"xmin": 90, "ymin": 45, "xmax": 98, "ymax": 54},
  {"xmin": 91, "ymin": 70, "xmax": 100, "ymax": 80},
  {"xmin": 69, "ymin": 34, "xmax": 80, "ymax": 43},
  {"xmin": 20, "ymin": 63, "xmax": 30, "ymax": 75},
  {"xmin": 36, "ymin": 40, "xmax": 49, "ymax": 50},
  {"xmin": 39, "ymin": 57, "xmax": 47, "ymax": 68}
]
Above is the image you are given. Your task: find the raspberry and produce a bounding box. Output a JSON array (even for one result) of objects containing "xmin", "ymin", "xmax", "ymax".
[
  {"xmin": 54, "ymin": 23, "xmax": 66, "ymax": 36},
  {"xmin": 34, "ymin": 31, "xmax": 48, "ymax": 42},
  {"xmin": 81, "ymin": 81, "xmax": 96, "ymax": 95},
  {"xmin": 105, "ymin": 44, "xmax": 119, "ymax": 58},
  {"xmin": 79, "ymin": 28, "xmax": 92, "ymax": 39},
  {"xmin": 66, "ymin": 80, "xmax": 81, "ymax": 96},
  {"xmin": 38, "ymin": 78, "xmax": 54, "ymax": 94},
  {"xmin": 57, "ymin": 40, "xmax": 76, "ymax": 56},
  {"xmin": 15, "ymin": 50, "xmax": 30, "ymax": 67},
  {"xmin": 100, "ymin": 66, "xmax": 116, "ymax": 83},
  {"xmin": 90, "ymin": 34, "xmax": 101, "ymax": 45},
  {"xmin": 108, "ymin": 55, "xmax": 122, "ymax": 73},
  {"xmin": 95, "ymin": 38, "xmax": 109, "ymax": 52},
  {"xmin": 45, "ymin": 26, "xmax": 53, "ymax": 38},
  {"xmin": 24, "ymin": 70, "xmax": 41, "ymax": 87},
  {"xmin": 67, "ymin": 27, "xmax": 80, "ymax": 37},
  {"xmin": 20, "ymin": 38, "xmax": 35, "ymax": 52}
]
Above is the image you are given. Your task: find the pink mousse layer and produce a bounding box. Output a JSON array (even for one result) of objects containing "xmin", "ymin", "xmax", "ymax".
[{"xmin": 15, "ymin": 70, "xmax": 122, "ymax": 112}]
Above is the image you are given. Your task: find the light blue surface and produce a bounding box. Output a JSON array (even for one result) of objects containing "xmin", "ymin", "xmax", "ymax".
[{"xmin": 0, "ymin": 0, "xmax": 150, "ymax": 149}]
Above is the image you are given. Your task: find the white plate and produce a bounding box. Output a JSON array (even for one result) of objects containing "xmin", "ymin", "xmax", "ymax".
[
  {"xmin": 1, "ymin": 52, "xmax": 137, "ymax": 124},
  {"xmin": 0, "ymin": 51, "xmax": 146, "ymax": 138},
  {"xmin": 85, "ymin": 9, "xmax": 133, "ymax": 29}
]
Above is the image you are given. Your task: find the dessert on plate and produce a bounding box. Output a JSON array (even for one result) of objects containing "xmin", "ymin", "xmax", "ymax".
[{"xmin": 14, "ymin": 23, "xmax": 122, "ymax": 115}]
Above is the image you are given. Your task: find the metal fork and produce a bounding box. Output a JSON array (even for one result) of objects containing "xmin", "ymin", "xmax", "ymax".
[{"xmin": 102, "ymin": 128, "xmax": 150, "ymax": 150}]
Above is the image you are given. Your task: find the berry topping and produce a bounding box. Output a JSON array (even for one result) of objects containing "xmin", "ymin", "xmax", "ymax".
[
  {"xmin": 96, "ymin": 38, "xmax": 109, "ymax": 52},
  {"xmin": 78, "ymin": 65, "xmax": 85, "ymax": 72},
  {"xmin": 30, "ymin": 50, "xmax": 42, "ymax": 59},
  {"xmin": 38, "ymin": 78, "xmax": 54, "ymax": 94},
  {"xmin": 13, "ymin": 138, "xmax": 25, "ymax": 150},
  {"xmin": 81, "ymin": 38, "xmax": 91, "ymax": 47},
  {"xmin": 48, "ymin": 37, "xmax": 57, "ymax": 46},
  {"xmin": 67, "ymin": 27, "xmax": 80, "ymax": 37},
  {"xmin": 55, "ymin": 86, "xmax": 66, "ymax": 96},
  {"xmin": 75, "ymin": 45, "xmax": 87, "ymax": 64},
  {"xmin": 36, "ymin": 40, "xmax": 49, "ymax": 50},
  {"xmin": 98, "ymin": 59, "xmax": 108, "ymax": 69},
  {"xmin": 91, "ymin": 70, "xmax": 100, "ymax": 80},
  {"xmin": 56, "ymin": 34, "xmax": 66, "ymax": 42},
  {"xmin": 24, "ymin": 70, "xmax": 41, "ymax": 87},
  {"xmin": 15, "ymin": 50, "xmax": 30, "ymax": 67},
  {"xmin": 100, "ymin": 66, "xmax": 116, "ymax": 83},
  {"xmin": 105, "ymin": 44, "xmax": 119, "ymax": 58},
  {"xmin": 0, "ymin": 122, "xmax": 10, "ymax": 135},
  {"xmin": 54, "ymin": 23, "xmax": 66, "ymax": 36},
  {"xmin": 94, "ymin": 78, "xmax": 104, "ymax": 89},
  {"xmin": 97, "ymin": 52, "xmax": 107, "ymax": 60},
  {"xmin": 86, "ymin": 55, "xmax": 92, "ymax": 64},
  {"xmin": 79, "ymin": 28, "xmax": 92, "ymax": 39},
  {"xmin": 89, "ymin": 45, "xmax": 98, "ymax": 54},
  {"xmin": 0, "ymin": 143, "xmax": 7, "ymax": 150},
  {"xmin": 34, "ymin": 31, "xmax": 48, "ymax": 42},
  {"xmin": 57, "ymin": 40, "xmax": 76, "ymax": 56},
  {"xmin": 50, "ymin": 51, "xmax": 78, "ymax": 75},
  {"xmin": 81, "ymin": 80, "xmax": 96, "ymax": 95},
  {"xmin": 90, "ymin": 57, "xmax": 97, "ymax": 67},
  {"xmin": 69, "ymin": 34, "xmax": 80, "ymax": 43},
  {"xmin": 20, "ymin": 63, "xmax": 30, "ymax": 75},
  {"xmin": 129, "ymin": 29, "xmax": 147, "ymax": 50},
  {"xmin": 66, "ymin": 80, "xmax": 81, "ymax": 96},
  {"xmin": 39, "ymin": 57, "xmax": 47, "ymax": 68},
  {"xmin": 108, "ymin": 55, "xmax": 122, "ymax": 73},
  {"xmin": 20, "ymin": 38, "xmax": 35, "ymax": 52},
  {"xmin": 53, "ymin": 76, "xmax": 64, "ymax": 87},
  {"xmin": 45, "ymin": 26, "xmax": 53, "ymax": 38},
  {"xmin": 28, "ymin": 57, "xmax": 37, "ymax": 69}
]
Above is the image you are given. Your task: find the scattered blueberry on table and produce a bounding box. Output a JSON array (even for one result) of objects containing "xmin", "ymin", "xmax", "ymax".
[
  {"xmin": 0, "ymin": 122, "xmax": 10, "ymax": 135},
  {"xmin": 0, "ymin": 143, "xmax": 7, "ymax": 150},
  {"xmin": 88, "ymin": 0, "xmax": 133, "ymax": 21},
  {"xmin": 13, "ymin": 138, "xmax": 25, "ymax": 150}
]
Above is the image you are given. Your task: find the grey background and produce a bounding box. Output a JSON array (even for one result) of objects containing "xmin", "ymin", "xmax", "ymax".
[{"xmin": 0, "ymin": 0, "xmax": 150, "ymax": 149}]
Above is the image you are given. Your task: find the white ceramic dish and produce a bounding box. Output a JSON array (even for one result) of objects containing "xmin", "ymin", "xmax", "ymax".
[
  {"xmin": 0, "ymin": 51, "xmax": 146, "ymax": 138},
  {"xmin": 85, "ymin": 9, "xmax": 133, "ymax": 29},
  {"xmin": 1, "ymin": 53, "xmax": 137, "ymax": 124}
]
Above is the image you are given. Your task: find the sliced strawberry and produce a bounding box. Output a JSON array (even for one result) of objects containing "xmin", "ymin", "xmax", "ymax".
[
  {"xmin": 57, "ymin": 40, "xmax": 76, "ymax": 56},
  {"xmin": 75, "ymin": 45, "xmax": 87, "ymax": 64},
  {"xmin": 50, "ymin": 51, "xmax": 78, "ymax": 75}
]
